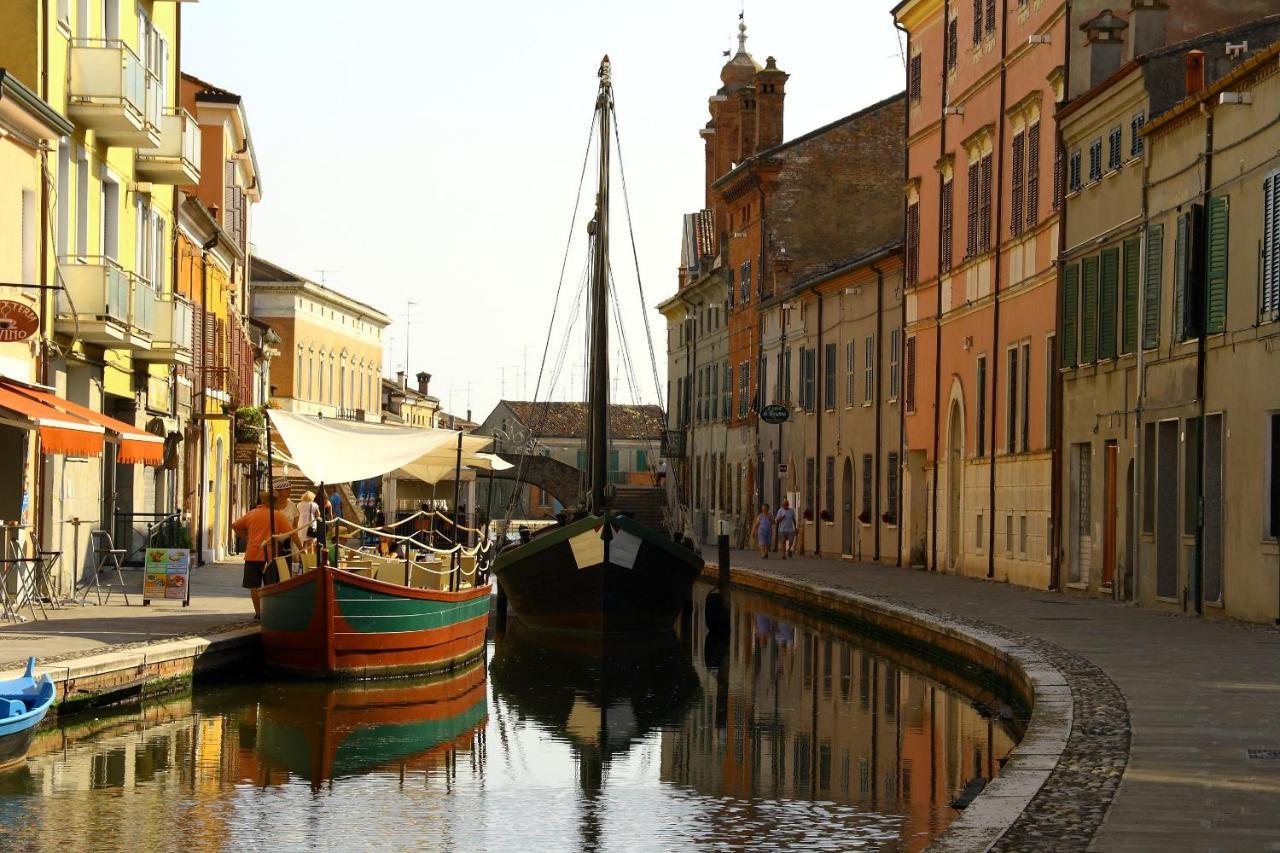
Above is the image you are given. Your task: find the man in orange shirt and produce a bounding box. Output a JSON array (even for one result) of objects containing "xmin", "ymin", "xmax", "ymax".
[{"xmin": 233, "ymin": 492, "xmax": 302, "ymax": 597}]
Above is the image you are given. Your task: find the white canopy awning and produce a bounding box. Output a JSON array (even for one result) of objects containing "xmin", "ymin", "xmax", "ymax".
[
  {"xmin": 394, "ymin": 438, "xmax": 514, "ymax": 485},
  {"xmin": 268, "ymin": 409, "xmax": 463, "ymax": 484}
]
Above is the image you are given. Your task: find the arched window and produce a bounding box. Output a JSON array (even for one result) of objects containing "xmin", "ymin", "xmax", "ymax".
[
  {"xmin": 319, "ymin": 351, "xmax": 327, "ymax": 402},
  {"xmin": 296, "ymin": 347, "xmax": 304, "ymax": 397}
]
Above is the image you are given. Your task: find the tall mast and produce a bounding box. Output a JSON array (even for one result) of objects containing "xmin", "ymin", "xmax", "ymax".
[{"xmin": 587, "ymin": 56, "xmax": 612, "ymax": 513}]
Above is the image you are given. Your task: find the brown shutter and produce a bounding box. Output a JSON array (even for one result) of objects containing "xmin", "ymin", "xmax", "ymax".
[
  {"xmin": 941, "ymin": 179, "xmax": 954, "ymax": 272},
  {"xmin": 1026, "ymin": 122, "xmax": 1040, "ymax": 228},
  {"xmin": 905, "ymin": 337, "xmax": 917, "ymax": 413},
  {"xmin": 1010, "ymin": 131, "xmax": 1025, "ymax": 237},
  {"xmin": 980, "ymin": 154, "xmax": 993, "ymax": 252}
]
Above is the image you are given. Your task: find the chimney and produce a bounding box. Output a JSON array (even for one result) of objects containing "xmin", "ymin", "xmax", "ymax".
[
  {"xmin": 1128, "ymin": 0, "xmax": 1168, "ymax": 58},
  {"xmin": 754, "ymin": 57, "xmax": 789, "ymax": 153},
  {"xmin": 416, "ymin": 371, "xmax": 431, "ymax": 396},
  {"xmin": 1185, "ymin": 49, "xmax": 1205, "ymax": 97},
  {"xmin": 1081, "ymin": 10, "xmax": 1128, "ymax": 89},
  {"xmin": 396, "ymin": 370, "xmax": 406, "ymax": 391}
]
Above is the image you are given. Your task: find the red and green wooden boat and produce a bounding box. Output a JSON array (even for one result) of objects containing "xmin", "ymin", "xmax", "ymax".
[{"xmin": 252, "ymin": 565, "xmax": 491, "ymax": 679}]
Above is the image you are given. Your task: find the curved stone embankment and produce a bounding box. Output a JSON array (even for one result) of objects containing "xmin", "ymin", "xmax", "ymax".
[{"xmin": 707, "ymin": 564, "xmax": 1130, "ymax": 852}]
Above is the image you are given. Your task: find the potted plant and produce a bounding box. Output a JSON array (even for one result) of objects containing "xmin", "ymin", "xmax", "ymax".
[
  {"xmin": 881, "ymin": 511, "xmax": 897, "ymax": 525},
  {"xmin": 857, "ymin": 509, "xmax": 871, "ymax": 525},
  {"xmin": 234, "ymin": 406, "xmax": 265, "ymax": 444}
]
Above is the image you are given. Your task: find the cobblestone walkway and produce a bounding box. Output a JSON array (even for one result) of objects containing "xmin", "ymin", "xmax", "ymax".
[{"xmin": 717, "ymin": 551, "xmax": 1280, "ymax": 853}]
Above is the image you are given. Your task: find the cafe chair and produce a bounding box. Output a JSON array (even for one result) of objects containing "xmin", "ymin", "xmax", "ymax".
[{"xmin": 80, "ymin": 530, "xmax": 130, "ymax": 606}]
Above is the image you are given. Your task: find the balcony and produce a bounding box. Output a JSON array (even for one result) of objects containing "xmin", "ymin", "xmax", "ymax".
[
  {"xmin": 135, "ymin": 292, "xmax": 192, "ymax": 364},
  {"xmin": 57, "ymin": 257, "xmax": 154, "ymax": 349},
  {"xmin": 136, "ymin": 109, "xmax": 201, "ymax": 184},
  {"xmin": 68, "ymin": 40, "xmax": 160, "ymax": 147}
]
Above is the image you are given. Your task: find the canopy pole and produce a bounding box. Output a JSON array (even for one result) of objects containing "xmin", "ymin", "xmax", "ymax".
[
  {"xmin": 318, "ymin": 480, "xmax": 328, "ymax": 570},
  {"xmin": 266, "ymin": 412, "xmax": 277, "ymax": 578},
  {"xmin": 451, "ymin": 430, "xmax": 463, "ymax": 592}
]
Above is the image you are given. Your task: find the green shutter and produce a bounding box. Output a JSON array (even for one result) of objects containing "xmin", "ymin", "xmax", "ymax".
[
  {"xmin": 636, "ymin": 449, "xmax": 647, "ymax": 472},
  {"xmin": 1205, "ymin": 195, "xmax": 1229, "ymax": 334},
  {"xmin": 1099, "ymin": 248, "xmax": 1119, "ymax": 360},
  {"xmin": 1062, "ymin": 263, "xmax": 1079, "ymax": 368},
  {"xmin": 1081, "ymin": 256, "xmax": 1099, "ymax": 363},
  {"xmin": 1143, "ymin": 225, "xmax": 1163, "ymax": 349},
  {"xmin": 1122, "ymin": 238, "xmax": 1140, "ymax": 354},
  {"xmin": 1174, "ymin": 212, "xmax": 1188, "ymax": 340}
]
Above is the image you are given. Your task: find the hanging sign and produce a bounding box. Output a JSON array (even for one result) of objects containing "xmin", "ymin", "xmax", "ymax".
[
  {"xmin": 143, "ymin": 547, "xmax": 192, "ymax": 604},
  {"xmin": 759, "ymin": 404, "xmax": 791, "ymax": 425},
  {"xmin": 233, "ymin": 442, "xmax": 258, "ymax": 464},
  {"xmin": 0, "ymin": 301, "xmax": 39, "ymax": 343}
]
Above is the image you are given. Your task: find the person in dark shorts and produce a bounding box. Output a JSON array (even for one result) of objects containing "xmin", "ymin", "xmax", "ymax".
[{"xmin": 232, "ymin": 491, "xmax": 302, "ymax": 615}]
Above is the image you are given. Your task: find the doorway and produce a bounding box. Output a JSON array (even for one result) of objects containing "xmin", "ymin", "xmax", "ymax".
[
  {"xmin": 946, "ymin": 400, "xmax": 963, "ymax": 570},
  {"xmin": 1103, "ymin": 441, "xmax": 1117, "ymax": 590},
  {"xmin": 841, "ymin": 457, "xmax": 854, "ymax": 556},
  {"xmin": 213, "ymin": 435, "xmax": 225, "ymax": 561}
]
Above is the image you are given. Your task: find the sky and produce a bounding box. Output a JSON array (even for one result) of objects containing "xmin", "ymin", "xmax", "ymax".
[{"xmin": 183, "ymin": 1, "xmax": 905, "ymax": 422}]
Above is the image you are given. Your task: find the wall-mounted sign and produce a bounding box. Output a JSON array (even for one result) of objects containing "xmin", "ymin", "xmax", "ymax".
[
  {"xmin": 777, "ymin": 462, "xmax": 789, "ymax": 475},
  {"xmin": 759, "ymin": 404, "xmax": 790, "ymax": 425},
  {"xmin": 233, "ymin": 442, "xmax": 258, "ymax": 464},
  {"xmin": 0, "ymin": 301, "xmax": 39, "ymax": 343}
]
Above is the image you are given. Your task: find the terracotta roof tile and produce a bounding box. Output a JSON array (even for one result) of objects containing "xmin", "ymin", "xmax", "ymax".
[{"xmin": 502, "ymin": 401, "xmax": 663, "ymax": 440}]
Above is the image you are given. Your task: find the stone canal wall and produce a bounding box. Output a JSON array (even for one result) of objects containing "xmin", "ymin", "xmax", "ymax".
[
  {"xmin": 704, "ymin": 564, "xmax": 1076, "ymax": 853},
  {"xmin": 0, "ymin": 623, "xmax": 261, "ymax": 717}
]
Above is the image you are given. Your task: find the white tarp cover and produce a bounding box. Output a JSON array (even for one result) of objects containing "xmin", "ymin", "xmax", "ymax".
[
  {"xmin": 268, "ymin": 409, "xmax": 462, "ymax": 484},
  {"xmin": 396, "ymin": 435, "xmax": 511, "ymax": 484}
]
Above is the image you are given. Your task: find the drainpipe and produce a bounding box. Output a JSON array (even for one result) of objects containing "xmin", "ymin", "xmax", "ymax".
[
  {"xmin": 196, "ymin": 235, "xmax": 217, "ymax": 565},
  {"xmin": 1050, "ymin": 1, "xmax": 1075, "ymax": 592},
  {"xmin": 1193, "ymin": 106, "xmax": 1214, "ymax": 617},
  {"xmin": 872, "ymin": 260, "xmax": 886, "ymax": 561},
  {"xmin": 36, "ymin": 0, "xmax": 51, "ymax": 552},
  {"xmin": 809, "ymin": 283, "xmax": 824, "ymax": 557},
  {"xmin": 986, "ymin": 0, "xmax": 1011, "ymax": 582},
  {"xmin": 756, "ymin": 181, "xmax": 768, "ymax": 526}
]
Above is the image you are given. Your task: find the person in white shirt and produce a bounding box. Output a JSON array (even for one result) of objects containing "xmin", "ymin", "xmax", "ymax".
[{"xmin": 296, "ymin": 490, "xmax": 322, "ymax": 555}]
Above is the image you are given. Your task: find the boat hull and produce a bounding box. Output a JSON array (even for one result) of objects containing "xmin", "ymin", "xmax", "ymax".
[
  {"xmin": 0, "ymin": 659, "xmax": 55, "ymax": 771},
  {"xmin": 253, "ymin": 566, "xmax": 491, "ymax": 679},
  {"xmin": 491, "ymin": 512, "xmax": 702, "ymax": 633}
]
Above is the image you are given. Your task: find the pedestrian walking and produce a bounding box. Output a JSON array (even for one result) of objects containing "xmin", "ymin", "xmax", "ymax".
[
  {"xmin": 296, "ymin": 489, "xmax": 322, "ymax": 559},
  {"xmin": 775, "ymin": 498, "xmax": 797, "ymax": 559},
  {"xmin": 232, "ymin": 492, "xmax": 302, "ymax": 616},
  {"xmin": 751, "ymin": 504, "xmax": 773, "ymax": 558},
  {"xmin": 655, "ymin": 459, "xmax": 668, "ymax": 486}
]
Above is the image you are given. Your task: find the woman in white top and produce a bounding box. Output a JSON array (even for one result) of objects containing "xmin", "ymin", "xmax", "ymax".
[{"xmin": 296, "ymin": 490, "xmax": 322, "ymax": 552}]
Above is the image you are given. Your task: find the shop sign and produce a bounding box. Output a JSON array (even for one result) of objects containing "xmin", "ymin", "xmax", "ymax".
[
  {"xmin": 143, "ymin": 547, "xmax": 191, "ymax": 603},
  {"xmin": 760, "ymin": 404, "xmax": 790, "ymax": 425},
  {"xmin": 778, "ymin": 462, "xmax": 789, "ymax": 475},
  {"xmin": 233, "ymin": 442, "xmax": 258, "ymax": 464},
  {"xmin": 0, "ymin": 301, "xmax": 39, "ymax": 343}
]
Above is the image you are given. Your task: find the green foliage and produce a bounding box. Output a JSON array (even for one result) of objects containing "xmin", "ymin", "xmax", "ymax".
[
  {"xmin": 234, "ymin": 406, "xmax": 266, "ymax": 443},
  {"xmin": 152, "ymin": 521, "xmax": 193, "ymax": 550}
]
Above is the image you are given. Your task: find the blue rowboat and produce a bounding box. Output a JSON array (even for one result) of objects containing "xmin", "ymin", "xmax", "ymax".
[{"xmin": 0, "ymin": 658, "xmax": 54, "ymax": 770}]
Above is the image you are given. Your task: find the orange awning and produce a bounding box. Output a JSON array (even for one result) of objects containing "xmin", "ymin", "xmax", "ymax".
[
  {"xmin": 0, "ymin": 385, "xmax": 105, "ymax": 458},
  {"xmin": 0, "ymin": 381, "xmax": 165, "ymax": 466}
]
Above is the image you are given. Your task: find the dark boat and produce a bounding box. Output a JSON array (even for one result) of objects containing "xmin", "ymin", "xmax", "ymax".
[
  {"xmin": 491, "ymin": 56, "xmax": 704, "ymax": 633},
  {"xmin": 253, "ymin": 660, "xmax": 488, "ymax": 787},
  {"xmin": 253, "ymin": 564, "xmax": 490, "ymax": 679},
  {"xmin": 0, "ymin": 658, "xmax": 55, "ymax": 770}
]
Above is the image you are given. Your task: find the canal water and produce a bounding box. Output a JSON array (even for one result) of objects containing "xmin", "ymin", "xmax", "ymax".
[{"xmin": 0, "ymin": 587, "xmax": 1020, "ymax": 852}]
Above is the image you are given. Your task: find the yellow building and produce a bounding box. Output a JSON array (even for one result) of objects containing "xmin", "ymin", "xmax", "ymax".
[{"xmin": 0, "ymin": 0, "xmax": 192, "ymax": 580}]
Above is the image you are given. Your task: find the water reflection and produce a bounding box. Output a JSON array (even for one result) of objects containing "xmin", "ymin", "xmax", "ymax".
[{"xmin": 0, "ymin": 586, "xmax": 1019, "ymax": 852}]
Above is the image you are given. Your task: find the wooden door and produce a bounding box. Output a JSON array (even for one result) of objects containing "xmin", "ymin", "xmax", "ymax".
[{"xmin": 1103, "ymin": 441, "xmax": 1117, "ymax": 589}]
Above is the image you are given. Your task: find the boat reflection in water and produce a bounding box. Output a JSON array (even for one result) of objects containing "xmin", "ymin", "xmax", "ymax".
[{"xmin": 252, "ymin": 660, "xmax": 488, "ymax": 789}]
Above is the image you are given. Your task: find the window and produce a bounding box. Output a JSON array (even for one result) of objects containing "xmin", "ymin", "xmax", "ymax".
[
  {"xmin": 1053, "ymin": 138, "xmax": 1064, "ymax": 210},
  {"xmin": 296, "ymin": 349, "xmax": 304, "ymax": 396},
  {"xmin": 972, "ymin": 0, "xmax": 982, "ymax": 44},
  {"xmin": 905, "ymin": 336, "xmax": 917, "ymax": 413},
  {"xmin": 1010, "ymin": 130, "xmax": 1025, "ymax": 237},
  {"xmin": 784, "ymin": 347, "xmax": 793, "ymax": 404},
  {"xmin": 979, "ymin": 154, "xmax": 993, "ymax": 253},
  {"xmin": 738, "ymin": 360, "xmax": 749, "ymax": 417},
  {"xmin": 723, "ymin": 362, "xmax": 731, "ymax": 421},
  {"xmin": 774, "ymin": 352, "xmax": 783, "ymax": 404},
  {"xmin": 696, "ymin": 368, "xmax": 704, "ymax": 422},
  {"xmin": 889, "ymin": 328, "xmax": 901, "ymax": 400},
  {"xmin": 152, "ymin": 215, "xmax": 165, "ymax": 291},
  {"xmin": 824, "ymin": 342, "xmax": 837, "ymax": 410},
  {"xmin": 909, "ymin": 54, "xmax": 922, "ymax": 103},
  {"xmin": 100, "ymin": 171, "xmax": 119, "ymax": 260},
  {"xmin": 976, "ymin": 354, "xmax": 987, "ymax": 456},
  {"xmin": 1141, "ymin": 421, "xmax": 1156, "ymax": 534},
  {"xmin": 711, "ymin": 363, "xmax": 719, "ymax": 419},
  {"xmin": 1107, "ymin": 126, "xmax": 1122, "ymax": 172},
  {"xmin": 844, "ymin": 341, "xmax": 855, "ymax": 407},
  {"xmin": 966, "ymin": 160, "xmax": 980, "ymax": 257},
  {"xmin": 1045, "ymin": 333, "xmax": 1056, "ymax": 444},
  {"xmin": 1099, "ymin": 247, "xmax": 1119, "ymax": 360},
  {"xmin": 1266, "ymin": 171, "xmax": 1280, "ymax": 317},
  {"xmin": 1081, "ymin": 256, "xmax": 1099, "ymax": 362},
  {"xmin": 905, "ymin": 201, "xmax": 920, "ymax": 284},
  {"xmin": 941, "ymin": 179, "xmax": 954, "ymax": 272},
  {"xmin": 1183, "ymin": 417, "xmax": 1199, "ymax": 536},
  {"xmin": 861, "ymin": 454, "xmax": 873, "ymax": 519},
  {"xmin": 1143, "ymin": 224, "xmax": 1163, "ymax": 348},
  {"xmin": 1006, "ymin": 346, "xmax": 1018, "ymax": 452},
  {"xmin": 947, "ymin": 17, "xmax": 959, "ymax": 70},
  {"xmin": 802, "ymin": 347, "xmax": 816, "ymax": 413},
  {"xmin": 727, "ymin": 268, "xmax": 735, "ymax": 307},
  {"xmin": 1007, "ymin": 515, "xmax": 1014, "ymax": 555},
  {"xmin": 886, "ymin": 452, "xmax": 899, "ymax": 522},
  {"xmin": 1205, "ymin": 195, "xmax": 1229, "ymax": 334},
  {"xmin": 1121, "ymin": 238, "xmax": 1140, "ymax": 354},
  {"xmin": 1020, "ymin": 341, "xmax": 1031, "ymax": 453},
  {"xmin": 1130, "ymin": 111, "xmax": 1146, "ymax": 158},
  {"xmin": 1174, "ymin": 205, "xmax": 1205, "ymax": 341},
  {"xmin": 976, "ymin": 512, "xmax": 984, "ymax": 550},
  {"xmin": 1068, "ymin": 148, "xmax": 1082, "ymax": 193},
  {"xmin": 56, "ymin": 142, "xmax": 70, "ymax": 256},
  {"xmin": 1088, "ymin": 138, "xmax": 1102, "ymax": 183},
  {"xmin": 741, "ymin": 260, "xmax": 752, "ymax": 304},
  {"xmin": 1026, "ymin": 122, "xmax": 1040, "ymax": 229},
  {"xmin": 805, "ymin": 457, "xmax": 815, "ymax": 517},
  {"xmin": 75, "ymin": 146, "xmax": 88, "ymax": 255},
  {"xmin": 863, "ymin": 336, "xmax": 874, "ymax": 404},
  {"xmin": 1020, "ymin": 514, "xmax": 1028, "ymax": 556},
  {"xmin": 825, "ymin": 456, "xmax": 835, "ymax": 518},
  {"xmin": 984, "ymin": 0, "xmax": 996, "ymax": 35}
]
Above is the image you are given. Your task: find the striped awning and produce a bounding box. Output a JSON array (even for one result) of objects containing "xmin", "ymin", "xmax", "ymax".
[
  {"xmin": 0, "ymin": 384, "xmax": 105, "ymax": 457},
  {"xmin": 0, "ymin": 380, "xmax": 164, "ymax": 465}
]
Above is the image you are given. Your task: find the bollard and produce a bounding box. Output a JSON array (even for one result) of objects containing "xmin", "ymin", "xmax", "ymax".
[{"xmin": 705, "ymin": 520, "xmax": 731, "ymax": 633}]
